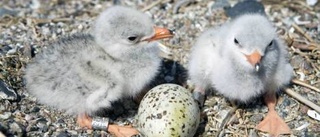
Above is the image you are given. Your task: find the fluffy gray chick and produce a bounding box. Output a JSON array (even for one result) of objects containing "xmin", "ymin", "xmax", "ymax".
[
  {"xmin": 189, "ymin": 14, "xmax": 292, "ymax": 103},
  {"xmin": 24, "ymin": 6, "xmax": 173, "ymax": 136},
  {"xmin": 188, "ymin": 14, "xmax": 293, "ymax": 135}
]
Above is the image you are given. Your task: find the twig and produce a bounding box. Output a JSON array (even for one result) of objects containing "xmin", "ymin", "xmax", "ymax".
[
  {"xmin": 173, "ymin": 0, "xmax": 193, "ymax": 13},
  {"xmin": 292, "ymin": 23, "xmax": 314, "ymax": 43},
  {"xmin": 292, "ymin": 48, "xmax": 320, "ymax": 73},
  {"xmin": 216, "ymin": 104, "xmax": 237, "ymax": 136},
  {"xmin": 303, "ymin": 55, "xmax": 320, "ymax": 73},
  {"xmin": 284, "ymin": 88, "xmax": 320, "ymax": 113},
  {"xmin": 292, "ymin": 79, "xmax": 320, "ymax": 93},
  {"xmin": 141, "ymin": 0, "xmax": 164, "ymax": 12}
]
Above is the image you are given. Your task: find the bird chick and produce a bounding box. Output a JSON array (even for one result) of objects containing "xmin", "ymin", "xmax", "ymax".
[
  {"xmin": 188, "ymin": 14, "xmax": 293, "ymax": 136},
  {"xmin": 24, "ymin": 6, "xmax": 174, "ymax": 137}
]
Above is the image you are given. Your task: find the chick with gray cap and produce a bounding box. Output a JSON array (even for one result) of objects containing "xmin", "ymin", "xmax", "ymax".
[
  {"xmin": 188, "ymin": 14, "xmax": 293, "ymax": 136},
  {"xmin": 24, "ymin": 6, "xmax": 174, "ymax": 137}
]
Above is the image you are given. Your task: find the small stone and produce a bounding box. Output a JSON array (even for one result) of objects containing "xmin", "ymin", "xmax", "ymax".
[
  {"xmin": 37, "ymin": 122, "xmax": 49, "ymax": 132},
  {"xmin": 56, "ymin": 131, "xmax": 70, "ymax": 137},
  {"xmin": 31, "ymin": 106, "xmax": 41, "ymax": 113},
  {"xmin": 249, "ymin": 129, "xmax": 258, "ymax": 137},
  {"xmin": 0, "ymin": 7, "xmax": 18, "ymax": 17},
  {"xmin": 68, "ymin": 130, "xmax": 78, "ymax": 135},
  {"xmin": 250, "ymin": 114, "xmax": 264, "ymax": 123},
  {"xmin": 86, "ymin": 129, "xmax": 93, "ymax": 134},
  {"xmin": 306, "ymin": 0, "xmax": 318, "ymax": 6},
  {"xmin": 0, "ymin": 112, "xmax": 12, "ymax": 120},
  {"xmin": 30, "ymin": 0, "xmax": 41, "ymax": 9},
  {"xmin": 0, "ymin": 79, "xmax": 18, "ymax": 101},
  {"xmin": 57, "ymin": 118, "xmax": 65, "ymax": 123},
  {"xmin": 225, "ymin": 0, "xmax": 265, "ymax": 18},
  {"xmin": 26, "ymin": 124, "xmax": 38, "ymax": 132},
  {"xmin": 9, "ymin": 122, "xmax": 26, "ymax": 136}
]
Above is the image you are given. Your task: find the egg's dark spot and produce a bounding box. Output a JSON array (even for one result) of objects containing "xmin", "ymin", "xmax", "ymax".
[
  {"xmin": 156, "ymin": 113, "xmax": 162, "ymax": 119},
  {"xmin": 146, "ymin": 116, "xmax": 151, "ymax": 120},
  {"xmin": 163, "ymin": 110, "xmax": 167, "ymax": 115}
]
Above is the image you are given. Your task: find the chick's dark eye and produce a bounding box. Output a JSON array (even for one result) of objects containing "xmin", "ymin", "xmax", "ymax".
[
  {"xmin": 267, "ymin": 40, "xmax": 274, "ymax": 50},
  {"xmin": 234, "ymin": 38, "xmax": 239, "ymax": 44},
  {"xmin": 268, "ymin": 40, "xmax": 273, "ymax": 47},
  {"xmin": 127, "ymin": 36, "xmax": 138, "ymax": 42}
]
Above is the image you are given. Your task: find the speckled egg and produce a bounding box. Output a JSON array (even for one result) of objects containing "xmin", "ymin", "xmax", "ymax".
[{"xmin": 136, "ymin": 84, "xmax": 200, "ymax": 137}]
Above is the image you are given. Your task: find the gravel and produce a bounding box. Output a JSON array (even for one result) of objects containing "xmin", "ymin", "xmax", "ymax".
[{"xmin": 0, "ymin": 0, "xmax": 320, "ymax": 136}]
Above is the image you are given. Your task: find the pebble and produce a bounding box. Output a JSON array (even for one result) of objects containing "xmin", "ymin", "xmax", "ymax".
[
  {"xmin": 249, "ymin": 114, "xmax": 263, "ymax": 123},
  {"xmin": 249, "ymin": 129, "xmax": 258, "ymax": 137},
  {"xmin": 0, "ymin": 112, "xmax": 12, "ymax": 120},
  {"xmin": 56, "ymin": 131, "xmax": 70, "ymax": 137},
  {"xmin": 0, "ymin": 80, "xmax": 17, "ymax": 101},
  {"xmin": 0, "ymin": 7, "xmax": 18, "ymax": 17},
  {"xmin": 9, "ymin": 122, "xmax": 26, "ymax": 136},
  {"xmin": 306, "ymin": 0, "xmax": 318, "ymax": 6}
]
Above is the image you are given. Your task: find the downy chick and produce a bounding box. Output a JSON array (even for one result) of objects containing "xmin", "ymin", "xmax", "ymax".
[
  {"xmin": 24, "ymin": 6, "xmax": 174, "ymax": 136},
  {"xmin": 188, "ymin": 14, "xmax": 293, "ymax": 136}
]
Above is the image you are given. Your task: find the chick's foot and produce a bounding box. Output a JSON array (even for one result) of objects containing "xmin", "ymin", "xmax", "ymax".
[
  {"xmin": 108, "ymin": 125, "xmax": 139, "ymax": 137},
  {"xmin": 77, "ymin": 114, "xmax": 139, "ymax": 137},
  {"xmin": 256, "ymin": 93, "xmax": 291, "ymax": 136}
]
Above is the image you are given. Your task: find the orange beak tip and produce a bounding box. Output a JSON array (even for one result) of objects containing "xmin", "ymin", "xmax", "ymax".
[
  {"xmin": 147, "ymin": 27, "xmax": 175, "ymax": 42},
  {"xmin": 244, "ymin": 50, "xmax": 262, "ymax": 67}
]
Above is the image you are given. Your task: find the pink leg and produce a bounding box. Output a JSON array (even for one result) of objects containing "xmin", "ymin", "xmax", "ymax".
[
  {"xmin": 77, "ymin": 113, "xmax": 139, "ymax": 137},
  {"xmin": 256, "ymin": 92, "xmax": 291, "ymax": 136}
]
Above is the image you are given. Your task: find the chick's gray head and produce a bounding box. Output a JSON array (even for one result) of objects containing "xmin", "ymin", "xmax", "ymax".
[
  {"xmin": 94, "ymin": 6, "xmax": 173, "ymax": 53},
  {"xmin": 225, "ymin": 14, "xmax": 279, "ymax": 72}
]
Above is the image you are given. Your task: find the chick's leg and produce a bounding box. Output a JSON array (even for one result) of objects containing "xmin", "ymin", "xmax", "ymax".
[
  {"xmin": 193, "ymin": 86, "xmax": 206, "ymax": 107},
  {"xmin": 256, "ymin": 92, "xmax": 291, "ymax": 136},
  {"xmin": 77, "ymin": 113, "xmax": 93, "ymax": 129},
  {"xmin": 77, "ymin": 113, "xmax": 139, "ymax": 137}
]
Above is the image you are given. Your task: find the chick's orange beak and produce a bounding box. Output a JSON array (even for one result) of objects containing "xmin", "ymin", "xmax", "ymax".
[
  {"xmin": 244, "ymin": 50, "xmax": 261, "ymax": 67},
  {"xmin": 145, "ymin": 26, "xmax": 174, "ymax": 42}
]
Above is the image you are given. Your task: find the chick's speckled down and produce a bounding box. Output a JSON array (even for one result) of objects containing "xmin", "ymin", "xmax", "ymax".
[{"xmin": 136, "ymin": 84, "xmax": 200, "ymax": 137}]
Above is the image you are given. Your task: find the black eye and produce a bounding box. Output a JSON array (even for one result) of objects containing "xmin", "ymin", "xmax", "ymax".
[
  {"xmin": 234, "ymin": 38, "xmax": 242, "ymax": 47},
  {"xmin": 234, "ymin": 38, "xmax": 239, "ymax": 44},
  {"xmin": 267, "ymin": 40, "xmax": 274, "ymax": 49},
  {"xmin": 128, "ymin": 36, "xmax": 138, "ymax": 42}
]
